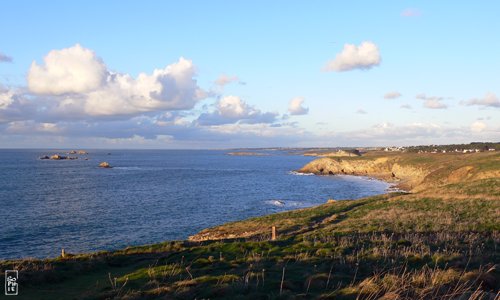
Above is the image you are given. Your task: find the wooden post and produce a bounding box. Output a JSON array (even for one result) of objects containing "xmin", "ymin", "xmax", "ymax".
[
  {"xmin": 271, "ymin": 226, "xmax": 277, "ymax": 241},
  {"xmin": 61, "ymin": 248, "xmax": 65, "ymax": 258}
]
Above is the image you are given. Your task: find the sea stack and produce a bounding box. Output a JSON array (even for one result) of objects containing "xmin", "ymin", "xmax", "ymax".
[{"xmin": 99, "ymin": 162, "xmax": 112, "ymax": 168}]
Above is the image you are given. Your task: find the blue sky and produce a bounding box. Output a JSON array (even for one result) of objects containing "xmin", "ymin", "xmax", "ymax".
[{"xmin": 0, "ymin": 1, "xmax": 498, "ymax": 148}]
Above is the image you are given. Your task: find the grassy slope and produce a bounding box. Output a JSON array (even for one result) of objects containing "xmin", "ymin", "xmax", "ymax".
[{"xmin": 1, "ymin": 152, "xmax": 499, "ymax": 299}]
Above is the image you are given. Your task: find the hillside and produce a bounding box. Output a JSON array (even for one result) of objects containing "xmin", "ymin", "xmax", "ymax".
[{"xmin": 1, "ymin": 152, "xmax": 499, "ymax": 299}]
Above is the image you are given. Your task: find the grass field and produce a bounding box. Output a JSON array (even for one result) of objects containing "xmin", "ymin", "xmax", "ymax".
[{"xmin": 1, "ymin": 151, "xmax": 499, "ymax": 299}]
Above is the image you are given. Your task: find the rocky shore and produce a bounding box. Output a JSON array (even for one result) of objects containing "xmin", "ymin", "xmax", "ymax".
[
  {"xmin": 297, "ymin": 156, "xmax": 427, "ymax": 191},
  {"xmin": 296, "ymin": 152, "xmax": 500, "ymax": 192}
]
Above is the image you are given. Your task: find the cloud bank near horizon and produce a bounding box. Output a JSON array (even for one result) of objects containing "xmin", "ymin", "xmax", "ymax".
[{"xmin": 0, "ymin": 44, "xmax": 498, "ymax": 148}]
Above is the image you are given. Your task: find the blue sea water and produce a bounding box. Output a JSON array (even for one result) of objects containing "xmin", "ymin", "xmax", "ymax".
[{"xmin": 0, "ymin": 149, "xmax": 390, "ymax": 259}]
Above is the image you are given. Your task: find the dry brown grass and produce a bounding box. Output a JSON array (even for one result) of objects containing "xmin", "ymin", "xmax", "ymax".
[{"xmin": 338, "ymin": 265, "xmax": 498, "ymax": 300}]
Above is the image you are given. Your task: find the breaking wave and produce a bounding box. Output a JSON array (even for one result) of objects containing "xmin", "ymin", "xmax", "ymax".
[{"xmin": 288, "ymin": 171, "xmax": 314, "ymax": 176}]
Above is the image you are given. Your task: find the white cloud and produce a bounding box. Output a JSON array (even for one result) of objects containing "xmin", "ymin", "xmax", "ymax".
[
  {"xmin": 218, "ymin": 95, "xmax": 249, "ymax": 118},
  {"xmin": 28, "ymin": 44, "xmax": 107, "ymax": 95},
  {"xmin": 26, "ymin": 44, "xmax": 206, "ymax": 118},
  {"xmin": 0, "ymin": 87, "xmax": 36, "ymax": 123},
  {"xmin": 462, "ymin": 93, "xmax": 500, "ymax": 108},
  {"xmin": 400, "ymin": 104, "xmax": 412, "ymax": 109},
  {"xmin": 323, "ymin": 41, "xmax": 381, "ymax": 72},
  {"xmin": 288, "ymin": 97, "xmax": 309, "ymax": 115},
  {"xmin": 470, "ymin": 121, "xmax": 487, "ymax": 133},
  {"xmin": 215, "ymin": 74, "xmax": 239, "ymax": 86},
  {"xmin": 384, "ymin": 91, "xmax": 402, "ymax": 99},
  {"xmin": 197, "ymin": 96, "xmax": 278, "ymax": 125},
  {"xmin": 0, "ymin": 52, "xmax": 13, "ymax": 63},
  {"xmin": 356, "ymin": 108, "xmax": 367, "ymax": 114},
  {"xmin": 417, "ymin": 94, "xmax": 448, "ymax": 109},
  {"xmin": 0, "ymin": 88, "xmax": 15, "ymax": 109},
  {"xmin": 6, "ymin": 121, "xmax": 62, "ymax": 134},
  {"xmin": 423, "ymin": 100, "xmax": 447, "ymax": 109},
  {"xmin": 83, "ymin": 57, "xmax": 205, "ymax": 116}
]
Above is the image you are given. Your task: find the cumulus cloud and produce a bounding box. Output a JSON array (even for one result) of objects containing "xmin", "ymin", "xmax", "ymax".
[
  {"xmin": 27, "ymin": 44, "xmax": 206, "ymax": 117},
  {"xmin": 417, "ymin": 94, "xmax": 447, "ymax": 109},
  {"xmin": 84, "ymin": 57, "xmax": 205, "ymax": 116},
  {"xmin": 288, "ymin": 97, "xmax": 309, "ymax": 115},
  {"xmin": 384, "ymin": 91, "xmax": 402, "ymax": 99},
  {"xmin": 461, "ymin": 93, "xmax": 500, "ymax": 108},
  {"xmin": 0, "ymin": 52, "xmax": 13, "ymax": 63},
  {"xmin": 323, "ymin": 41, "xmax": 381, "ymax": 72},
  {"xmin": 214, "ymin": 74, "xmax": 239, "ymax": 87},
  {"xmin": 0, "ymin": 88, "xmax": 15, "ymax": 109},
  {"xmin": 28, "ymin": 44, "xmax": 107, "ymax": 95},
  {"xmin": 401, "ymin": 8, "xmax": 421, "ymax": 17},
  {"xmin": 470, "ymin": 121, "xmax": 487, "ymax": 133},
  {"xmin": 400, "ymin": 104, "xmax": 412, "ymax": 109},
  {"xmin": 356, "ymin": 109, "xmax": 367, "ymax": 114},
  {"xmin": 197, "ymin": 96, "xmax": 278, "ymax": 125}
]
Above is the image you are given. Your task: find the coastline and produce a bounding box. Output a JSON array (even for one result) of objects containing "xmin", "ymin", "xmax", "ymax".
[
  {"xmin": 2, "ymin": 151, "xmax": 498, "ymax": 258},
  {"xmin": 188, "ymin": 151, "xmax": 499, "ymax": 241},
  {"xmin": 0, "ymin": 151, "xmax": 498, "ymax": 299}
]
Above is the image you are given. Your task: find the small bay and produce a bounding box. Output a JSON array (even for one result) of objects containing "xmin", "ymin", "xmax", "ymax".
[{"xmin": 0, "ymin": 149, "xmax": 390, "ymax": 259}]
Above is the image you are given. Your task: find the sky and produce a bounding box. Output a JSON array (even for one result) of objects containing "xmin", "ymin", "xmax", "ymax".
[{"xmin": 0, "ymin": 1, "xmax": 499, "ymax": 148}]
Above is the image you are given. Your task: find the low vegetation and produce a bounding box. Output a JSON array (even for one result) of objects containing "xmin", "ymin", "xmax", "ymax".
[
  {"xmin": 405, "ymin": 142, "xmax": 500, "ymax": 153},
  {"xmin": 1, "ymin": 152, "xmax": 499, "ymax": 299}
]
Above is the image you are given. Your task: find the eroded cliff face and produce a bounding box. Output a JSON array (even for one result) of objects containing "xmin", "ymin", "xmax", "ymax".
[
  {"xmin": 298, "ymin": 157, "xmax": 430, "ymax": 191},
  {"xmin": 297, "ymin": 153, "xmax": 500, "ymax": 192}
]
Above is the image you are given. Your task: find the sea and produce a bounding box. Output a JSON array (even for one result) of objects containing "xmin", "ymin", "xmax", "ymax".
[{"xmin": 0, "ymin": 149, "xmax": 390, "ymax": 259}]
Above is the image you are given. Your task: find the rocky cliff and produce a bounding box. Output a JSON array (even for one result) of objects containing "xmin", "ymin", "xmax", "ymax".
[
  {"xmin": 297, "ymin": 152, "xmax": 500, "ymax": 192},
  {"xmin": 298, "ymin": 156, "xmax": 428, "ymax": 191}
]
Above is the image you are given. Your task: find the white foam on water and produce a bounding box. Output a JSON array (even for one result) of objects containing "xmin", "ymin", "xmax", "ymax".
[
  {"xmin": 288, "ymin": 171, "xmax": 314, "ymax": 176},
  {"xmin": 266, "ymin": 200, "xmax": 286, "ymax": 206}
]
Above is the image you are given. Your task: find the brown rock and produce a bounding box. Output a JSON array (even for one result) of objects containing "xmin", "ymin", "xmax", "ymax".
[{"xmin": 99, "ymin": 162, "xmax": 112, "ymax": 168}]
